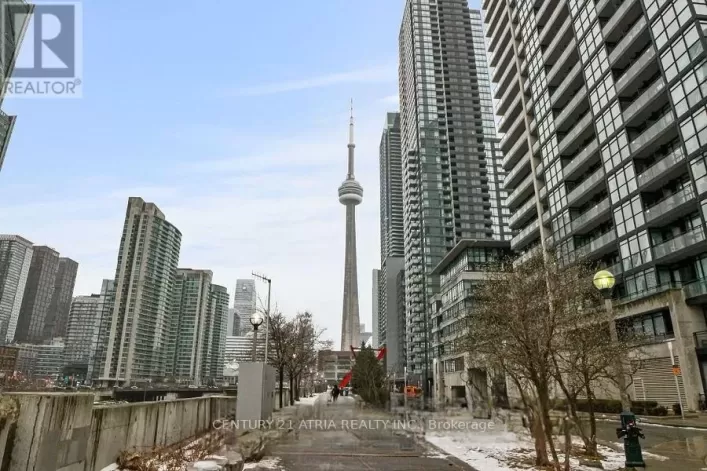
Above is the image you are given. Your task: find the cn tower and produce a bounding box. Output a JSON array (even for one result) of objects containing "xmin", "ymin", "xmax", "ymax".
[{"xmin": 338, "ymin": 102, "xmax": 362, "ymax": 351}]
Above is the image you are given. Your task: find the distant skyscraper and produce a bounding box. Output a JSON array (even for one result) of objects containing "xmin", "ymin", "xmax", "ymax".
[
  {"xmin": 0, "ymin": 235, "xmax": 33, "ymax": 343},
  {"xmin": 378, "ymin": 113, "xmax": 405, "ymax": 372},
  {"xmin": 43, "ymin": 257, "xmax": 78, "ymax": 341},
  {"xmin": 90, "ymin": 280, "xmax": 115, "ymax": 382},
  {"xmin": 169, "ymin": 269, "xmax": 213, "ymax": 384},
  {"xmin": 227, "ymin": 308, "xmax": 241, "ymax": 336},
  {"xmin": 65, "ymin": 280, "xmax": 113, "ymax": 381},
  {"xmin": 372, "ymin": 269, "xmax": 380, "ymax": 349},
  {"xmin": 100, "ymin": 197, "xmax": 182, "ymax": 386},
  {"xmin": 207, "ymin": 284, "xmax": 229, "ymax": 382},
  {"xmin": 14, "ymin": 246, "xmax": 60, "ymax": 343},
  {"xmin": 0, "ymin": 0, "xmax": 32, "ymax": 174},
  {"xmin": 398, "ymin": 0, "xmax": 510, "ymax": 383},
  {"xmin": 233, "ymin": 279, "xmax": 256, "ymax": 335},
  {"xmin": 338, "ymin": 105, "xmax": 363, "ymax": 351}
]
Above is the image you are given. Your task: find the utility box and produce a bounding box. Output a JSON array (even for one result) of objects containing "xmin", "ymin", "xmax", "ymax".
[{"xmin": 236, "ymin": 362, "xmax": 276, "ymax": 428}]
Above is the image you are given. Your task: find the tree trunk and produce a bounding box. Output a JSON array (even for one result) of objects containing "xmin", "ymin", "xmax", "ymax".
[
  {"xmin": 295, "ymin": 374, "xmax": 300, "ymax": 401},
  {"xmin": 289, "ymin": 374, "xmax": 295, "ymax": 405},
  {"xmin": 585, "ymin": 383, "xmax": 598, "ymax": 456},
  {"xmin": 537, "ymin": 382, "xmax": 561, "ymax": 470},
  {"xmin": 278, "ymin": 367, "xmax": 284, "ymax": 409},
  {"xmin": 529, "ymin": 410, "xmax": 551, "ymax": 467},
  {"xmin": 563, "ymin": 416, "xmax": 571, "ymax": 471}
]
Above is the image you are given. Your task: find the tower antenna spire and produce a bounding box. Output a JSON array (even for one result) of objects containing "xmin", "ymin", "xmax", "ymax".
[{"xmin": 348, "ymin": 98, "xmax": 355, "ymax": 146}]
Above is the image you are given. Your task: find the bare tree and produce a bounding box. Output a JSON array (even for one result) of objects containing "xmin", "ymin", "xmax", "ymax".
[
  {"xmin": 266, "ymin": 307, "xmax": 295, "ymax": 409},
  {"xmin": 285, "ymin": 311, "xmax": 325, "ymax": 405}
]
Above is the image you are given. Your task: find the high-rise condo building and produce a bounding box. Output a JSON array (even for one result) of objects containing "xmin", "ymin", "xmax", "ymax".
[
  {"xmin": 378, "ymin": 113, "xmax": 406, "ymax": 373},
  {"xmin": 100, "ymin": 197, "xmax": 182, "ymax": 386},
  {"xmin": 372, "ymin": 269, "xmax": 380, "ymax": 349},
  {"xmin": 0, "ymin": 1, "xmax": 33, "ymax": 174},
  {"xmin": 0, "ymin": 235, "xmax": 33, "ymax": 343},
  {"xmin": 14, "ymin": 246, "xmax": 60, "ymax": 343},
  {"xmin": 233, "ymin": 279, "xmax": 256, "ymax": 335},
  {"xmin": 42, "ymin": 257, "xmax": 78, "ymax": 341},
  {"xmin": 65, "ymin": 280, "xmax": 114, "ymax": 382},
  {"xmin": 169, "ymin": 269, "xmax": 213, "ymax": 384},
  {"xmin": 91, "ymin": 280, "xmax": 116, "ymax": 382},
  {"xmin": 485, "ymin": 0, "xmax": 707, "ymax": 410},
  {"xmin": 206, "ymin": 284, "xmax": 229, "ymax": 382},
  {"xmin": 398, "ymin": 0, "xmax": 510, "ymax": 384}
]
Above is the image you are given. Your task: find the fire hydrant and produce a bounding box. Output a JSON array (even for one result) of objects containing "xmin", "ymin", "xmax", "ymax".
[{"xmin": 615, "ymin": 411, "xmax": 646, "ymax": 468}]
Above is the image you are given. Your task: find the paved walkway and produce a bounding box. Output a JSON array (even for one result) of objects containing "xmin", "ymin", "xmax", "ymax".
[{"xmin": 265, "ymin": 395, "xmax": 478, "ymax": 471}]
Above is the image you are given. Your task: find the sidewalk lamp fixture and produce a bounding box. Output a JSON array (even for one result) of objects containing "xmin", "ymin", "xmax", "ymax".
[
  {"xmin": 593, "ymin": 269, "xmax": 630, "ymax": 411},
  {"xmin": 250, "ymin": 312, "xmax": 264, "ymax": 362}
]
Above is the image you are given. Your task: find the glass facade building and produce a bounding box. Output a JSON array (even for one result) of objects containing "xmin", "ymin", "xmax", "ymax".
[
  {"xmin": 0, "ymin": 235, "xmax": 33, "ymax": 343},
  {"xmin": 485, "ymin": 0, "xmax": 707, "ymax": 409},
  {"xmin": 398, "ymin": 0, "xmax": 510, "ymax": 382}
]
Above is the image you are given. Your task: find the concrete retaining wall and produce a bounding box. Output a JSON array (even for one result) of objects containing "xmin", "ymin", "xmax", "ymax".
[{"xmin": 0, "ymin": 393, "xmax": 236, "ymax": 471}]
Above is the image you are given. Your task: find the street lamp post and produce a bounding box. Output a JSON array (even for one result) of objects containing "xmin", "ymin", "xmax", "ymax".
[
  {"xmin": 250, "ymin": 312, "xmax": 264, "ymax": 362},
  {"xmin": 593, "ymin": 269, "xmax": 631, "ymax": 411},
  {"xmin": 252, "ymin": 272, "xmax": 272, "ymax": 362}
]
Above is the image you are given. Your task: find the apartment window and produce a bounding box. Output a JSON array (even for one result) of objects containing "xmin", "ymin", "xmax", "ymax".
[
  {"xmin": 590, "ymin": 74, "xmax": 617, "ymax": 116},
  {"xmin": 608, "ymin": 161, "xmax": 638, "ymax": 204},
  {"xmin": 691, "ymin": 151, "xmax": 707, "ymax": 193},
  {"xmin": 547, "ymin": 158, "xmax": 563, "ymax": 191},
  {"xmin": 614, "ymin": 195, "xmax": 646, "ymax": 238},
  {"xmin": 620, "ymin": 231, "xmax": 653, "ymax": 271},
  {"xmin": 549, "ymin": 187, "xmax": 568, "ymax": 215},
  {"xmin": 645, "ymin": 0, "xmax": 671, "ymax": 19},
  {"xmin": 680, "ymin": 105, "xmax": 707, "ymax": 155},
  {"xmin": 542, "ymin": 137, "xmax": 559, "ymax": 167},
  {"xmin": 538, "ymin": 114, "xmax": 556, "ymax": 147},
  {"xmin": 652, "ymin": 0, "xmax": 692, "ymax": 51},
  {"xmin": 602, "ymin": 131, "xmax": 631, "ymax": 172},
  {"xmin": 623, "ymin": 267, "xmax": 659, "ymax": 297},
  {"xmin": 661, "ymin": 24, "xmax": 704, "ymax": 82},
  {"xmin": 584, "ymin": 48, "xmax": 610, "ymax": 90},
  {"xmin": 578, "ymin": 22, "xmax": 604, "ymax": 65},
  {"xmin": 573, "ymin": 1, "xmax": 598, "ymax": 36},
  {"xmin": 671, "ymin": 59, "xmax": 707, "ymax": 118},
  {"xmin": 596, "ymin": 102, "xmax": 623, "ymax": 144}
]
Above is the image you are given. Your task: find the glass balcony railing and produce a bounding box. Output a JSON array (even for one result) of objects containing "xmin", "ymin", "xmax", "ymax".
[
  {"xmin": 507, "ymin": 172, "xmax": 534, "ymax": 207},
  {"xmin": 563, "ymin": 139, "xmax": 600, "ymax": 180},
  {"xmin": 575, "ymin": 230, "xmax": 616, "ymax": 258},
  {"xmin": 566, "ymin": 167, "xmax": 605, "ymax": 206},
  {"xmin": 616, "ymin": 46, "xmax": 656, "ymax": 94},
  {"xmin": 551, "ymin": 62, "xmax": 582, "ymax": 107},
  {"xmin": 623, "ymin": 77, "xmax": 666, "ymax": 125},
  {"xmin": 652, "ymin": 227, "xmax": 706, "ymax": 260},
  {"xmin": 571, "ymin": 198, "xmax": 610, "ymax": 232},
  {"xmin": 511, "ymin": 218, "xmax": 540, "ymax": 250},
  {"xmin": 508, "ymin": 196, "xmax": 537, "ymax": 228},
  {"xmin": 644, "ymin": 185, "xmax": 695, "ymax": 223},
  {"xmin": 636, "ymin": 148, "xmax": 685, "ymax": 189},
  {"xmin": 685, "ymin": 279, "xmax": 707, "ymax": 301},
  {"xmin": 558, "ymin": 112, "xmax": 592, "ymax": 155},
  {"xmin": 555, "ymin": 85, "xmax": 588, "ymax": 131},
  {"xmin": 629, "ymin": 112, "xmax": 675, "ymax": 156},
  {"xmin": 609, "ymin": 15, "xmax": 647, "ymax": 66},
  {"xmin": 546, "ymin": 38, "xmax": 577, "ymax": 86}
]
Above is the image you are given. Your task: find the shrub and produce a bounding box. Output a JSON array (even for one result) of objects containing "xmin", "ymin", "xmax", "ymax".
[{"xmin": 673, "ymin": 403, "xmax": 682, "ymax": 416}]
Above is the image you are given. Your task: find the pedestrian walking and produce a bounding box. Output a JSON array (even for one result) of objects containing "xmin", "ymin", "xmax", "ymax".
[{"xmin": 332, "ymin": 385, "xmax": 340, "ymax": 402}]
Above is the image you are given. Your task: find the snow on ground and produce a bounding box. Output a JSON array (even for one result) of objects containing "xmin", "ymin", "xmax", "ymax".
[
  {"xmin": 425, "ymin": 424, "xmax": 660, "ymax": 471},
  {"xmin": 244, "ymin": 457, "xmax": 284, "ymax": 469},
  {"xmin": 296, "ymin": 394, "xmax": 321, "ymax": 405}
]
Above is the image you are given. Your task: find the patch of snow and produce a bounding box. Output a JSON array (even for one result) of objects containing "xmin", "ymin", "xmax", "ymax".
[
  {"xmin": 244, "ymin": 457, "xmax": 284, "ymax": 469},
  {"xmin": 609, "ymin": 441, "xmax": 669, "ymax": 461},
  {"xmin": 99, "ymin": 465, "xmax": 119, "ymax": 471},
  {"xmin": 425, "ymin": 428, "xmax": 662, "ymax": 470}
]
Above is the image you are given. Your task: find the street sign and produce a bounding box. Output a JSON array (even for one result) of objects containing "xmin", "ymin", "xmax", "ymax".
[{"xmin": 672, "ymin": 365, "xmax": 681, "ymax": 376}]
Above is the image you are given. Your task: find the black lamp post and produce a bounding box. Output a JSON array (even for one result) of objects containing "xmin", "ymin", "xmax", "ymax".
[{"xmin": 250, "ymin": 312, "xmax": 264, "ymax": 362}]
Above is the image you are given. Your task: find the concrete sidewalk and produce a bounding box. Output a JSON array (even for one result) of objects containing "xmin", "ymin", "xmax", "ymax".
[{"xmin": 265, "ymin": 395, "xmax": 478, "ymax": 471}]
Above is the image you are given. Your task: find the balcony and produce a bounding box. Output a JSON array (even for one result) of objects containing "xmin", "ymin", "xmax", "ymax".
[
  {"xmin": 623, "ymin": 77, "xmax": 668, "ymax": 128},
  {"xmin": 546, "ymin": 39, "xmax": 578, "ymax": 87},
  {"xmin": 563, "ymin": 139, "xmax": 600, "ymax": 181},
  {"xmin": 542, "ymin": 210, "xmax": 551, "ymax": 225},
  {"xmin": 652, "ymin": 227, "xmax": 707, "ymax": 264},
  {"xmin": 493, "ymin": 45, "xmax": 515, "ymax": 84},
  {"xmin": 498, "ymin": 92, "xmax": 523, "ymax": 130},
  {"xmin": 504, "ymin": 152, "xmax": 531, "ymax": 189},
  {"xmin": 629, "ymin": 112, "xmax": 676, "ymax": 158},
  {"xmin": 539, "ymin": 1, "xmax": 567, "ymax": 47},
  {"xmin": 603, "ymin": 0, "xmax": 641, "ymax": 43},
  {"xmin": 644, "ymin": 185, "xmax": 697, "ymax": 226},
  {"xmin": 558, "ymin": 113, "xmax": 593, "ymax": 156},
  {"xmin": 615, "ymin": 46, "xmax": 657, "ymax": 96},
  {"xmin": 543, "ymin": 19, "xmax": 573, "ymax": 67},
  {"xmin": 551, "ymin": 61, "xmax": 582, "ymax": 108},
  {"xmin": 509, "ymin": 196, "xmax": 538, "ymax": 229},
  {"xmin": 566, "ymin": 167, "xmax": 605, "ymax": 208},
  {"xmin": 575, "ymin": 230, "xmax": 617, "ymax": 259},
  {"xmin": 685, "ymin": 280, "xmax": 707, "ymax": 305},
  {"xmin": 555, "ymin": 86, "xmax": 588, "ymax": 133},
  {"xmin": 500, "ymin": 113, "xmax": 526, "ymax": 153},
  {"xmin": 503, "ymin": 134, "xmax": 530, "ymax": 170},
  {"xmin": 636, "ymin": 148, "xmax": 686, "ymax": 191},
  {"xmin": 536, "ymin": 0, "xmax": 558, "ymax": 28},
  {"xmin": 511, "ymin": 218, "xmax": 541, "ymax": 251},
  {"xmin": 609, "ymin": 16, "xmax": 649, "ymax": 70},
  {"xmin": 506, "ymin": 172, "xmax": 535, "ymax": 209},
  {"xmin": 571, "ymin": 198, "xmax": 612, "ymax": 234}
]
